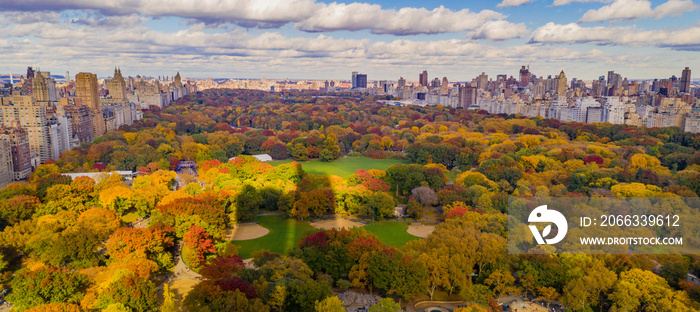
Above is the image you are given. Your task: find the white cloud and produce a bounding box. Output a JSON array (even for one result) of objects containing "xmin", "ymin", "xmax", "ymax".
[
  {"xmin": 0, "ymin": 11, "xmax": 62, "ymax": 25},
  {"xmin": 653, "ymin": 0, "xmax": 700, "ymax": 18},
  {"xmin": 295, "ymin": 4, "xmax": 504, "ymax": 35},
  {"xmin": 70, "ymin": 14, "xmax": 150, "ymax": 27},
  {"xmin": 0, "ymin": 18, "xmax": 616, "ymax": 79},
  {"xmin": 579, "ymin": 0, "xmax": 652, "ymax": 22},
  {"xmin": 0, "ymin": 0, "xmax": 506, "ymax": 35},
  {"xmin": 469, "ymin": 20, "xmax": 530, "ymax": 40},
  {"xmin": 552, "ymin": 0, "xmax": 609, "ymax": 6},
  {"xmin": 1, "ymin": 0, "xmax": 322, "ymax": 28},
  {"xmin": 497, "ymin": 0, "xmax": 535, "ymax": 8},
  {"xmin": 530, "ymin": 22, "xmax": 700, "ymax": 50},
  {"xmin": 579, "ymin": 0, "xmax": 699, "ymax": 22}
]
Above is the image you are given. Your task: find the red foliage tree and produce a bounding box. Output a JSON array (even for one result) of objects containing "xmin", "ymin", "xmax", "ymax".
[
  {"xmin": 200, "ymin": 255, "xmax": 245, "ymax": 280},
  {"xmin": 184, "ymin": 225, "xmax": 216, "ymax": 267},
  {"xmin": 214, "ymin": 276, "xmax": 258, "ymax": 298},
  {"xmin": 298, "ymin": 231, "xmax": 328, "ymax": 249},
  {"xmin": 201, "ymin": 159, "xmax": 222, "ymax": 172},
  {"xmin": 583, "ymin": 154, "xmax": 605, "ymax": 165},
  {"xmin": 445, "ymin": 206, "xmax": 470, "ymax": 219},
  {"xmin": 168, "ymin": 157, "xmax": 180, "ymax": 170}
]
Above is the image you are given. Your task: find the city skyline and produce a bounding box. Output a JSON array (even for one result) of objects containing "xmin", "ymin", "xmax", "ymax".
[{"xmin": 1, "ymin": 0, "xmax": 699, "ymax": 80}]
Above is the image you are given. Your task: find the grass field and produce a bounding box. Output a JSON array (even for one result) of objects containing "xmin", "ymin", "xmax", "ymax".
[
  {"xmin": 269, "ymin": 156, "xmax": 407, "ymax": 178},
  {"xmin": 232, "ymin": 214, "xmax": 317, "ymax": 259},
  {"xmin": 363, "ymin": 221, "xmax": 421, "ymax": 248}
]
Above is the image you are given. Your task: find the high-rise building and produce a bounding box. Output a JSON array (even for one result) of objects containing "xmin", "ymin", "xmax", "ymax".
[
  {"xmin": 356, "ymin": 74, "xmax": 367, "ymax": 88},
  {"xmin": 22, "ymin": 67, "xmax": 35, "ymax": 96},
  {"xmin": 37, "ymin": 71, "xmax": 57, "ymax": 101},
  {"xmin": 173, "ymin": 71, "xmax": 182, "ymax": 87},
  {"xmin": 0, "ymin": 95, "xmax": 51, "ymax": 162},
  {"xmin": 32, "ymin": 74, "xmax": 50, "ymax": 103},
  {"xmin": 441, "ymin": 77, "xmax": 449, "ymax": 95},
  {"xmin": 431, "ymin": 78, "xmax": 441, "ymax": 89},
  {"xmin": 607, "ymin": 71, "xmax": 622, "ymax": 88},
  {"xmin": 556, "ymin": 70, "xmax": 567, "ymax": 96},
  {"xmin": 0, "ymin": 134, "xmax": 13, "ymax": 189},
  {"xmin": 477, "ymin": 72, "xmax": 488, "ymax": 90},
  {"xmin": 3, "ymin": 128, "xmax": 31, "ymax": 181},
  {"xmin": 419, "ymin": 70, "xmax": 428, "ymax": 87},
  {"xmin": 75, "ymin": 72, "xmax": 100, "ymax": 111},
  {"xmin": 57, "ymin": 98, "xmax": 95, "ymax": 144},
  {"xmin": 108, "ymin": 68, "xmax": 127, "ymax": 101},
  {"xmin": 398, "ymin": 77, "xmax": 406, "ymax": 89},
  {"xmin": 351, "ymin": 72, "xmax": 358, "ymax": 89},
  {"xmin": 458, "ymin": 84, "xmax": 477, "ymax": 108},
  {"xmin": 519, "ymin": 66, "xmax": 530, "ymax": 87},
  {"xmin": 681, "ymin": 67, "xmax": 691, "ymax": 94}
]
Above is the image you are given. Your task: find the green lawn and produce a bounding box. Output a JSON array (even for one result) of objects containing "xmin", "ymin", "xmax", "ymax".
[
  {"xmin": 363, "ymin": 221, "xmax": 421, "ymax": 248},
  {"xmin": 269, "ymin": 156, "xmax": 407, "ymax": 178},
  {"xmin": 232, "ymin": 215, "xmax": 317, "ymax": 259}
]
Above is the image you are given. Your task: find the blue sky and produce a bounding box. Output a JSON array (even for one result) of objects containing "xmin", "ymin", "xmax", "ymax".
[{"xmin": 0, "ymin": 0, "xmax": 697, "ymax": 81}]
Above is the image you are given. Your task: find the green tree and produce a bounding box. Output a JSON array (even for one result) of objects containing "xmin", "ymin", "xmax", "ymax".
[
  {"xmin": 235, "ymin": 184, "xmax": 261, "ymax": 221},
  {"xmin": 291, "ymin": 143, "xmax": 309, "ymax": 161},
  {"xmin": 286, "ymin": 279, "xmax": 332, "ymax": 312},
  {"xmin": 364, "ymin": 192, "xmax": 395, "ymax": 220}
]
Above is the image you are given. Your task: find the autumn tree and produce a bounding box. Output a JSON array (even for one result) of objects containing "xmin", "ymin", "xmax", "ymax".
[
  {"xmin": 7, "ymin": 267, "xmax": 88, "ymax": 311},
  {"xmin": 609, "ymin": 268, "xmax": 692, "ymax": 312},
  {"xmin": 184, "ymin": 225, "xmax": 216, "ymax": 267},
  {"xmin": 320, "ymin": 133, "xmax": 341, "ymax": 162},
  {"xmin": 315, "ymin": 296, "xmax": 344, "ymax": 312},
  {"xmin": 160, "ymin": 283, "xmax": 178, "ymax": 312},
  {"xmin": 0, "ymin": 194, "xmax": 41, "ymax": 223},
  {"xmin": 369, "ymin": 298, "xmax": 401, "ymax": 312}
]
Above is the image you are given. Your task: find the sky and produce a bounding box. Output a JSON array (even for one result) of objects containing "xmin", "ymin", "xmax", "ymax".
[{"xmin": 0, "ymin": 0, "xmax": 698, "ymax": 81}]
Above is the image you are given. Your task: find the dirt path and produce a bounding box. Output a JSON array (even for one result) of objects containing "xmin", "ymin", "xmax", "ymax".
[{"xmin": 162, "ymin": 243, "xmax": 202, "ymax": 302}]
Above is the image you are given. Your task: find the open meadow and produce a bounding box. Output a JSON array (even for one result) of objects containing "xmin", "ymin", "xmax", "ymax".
[{"xmin": 269, "ymin": 156, "xmax": 407, "ymax": 178}]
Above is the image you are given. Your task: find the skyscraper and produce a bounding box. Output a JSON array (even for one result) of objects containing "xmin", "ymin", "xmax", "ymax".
[
  {"xmin": 1, "ymin": 95, "xmax": 51, "ymax": 162},
  {"xmin": 458, "ymin": 84, "xmax": 476, "ymax": 108},
  {"xmin": 556, "ymin": 70, "xmax": 567, "ymax": 96},
  {"xmin": 32, "ymin": 74, "xmax": 50, "ymax": 103},
  {"xmin": 108, "ymin": 68, "xmax": 127, "ymax": 101},
  {"xmin": 4, "ymin": 128, "xmax": 31, "ymax": 181},
  {"xmin": 681, "ymin": 67, "xmax": 691, "ymax": 94},
  {"xmin": 351, "ymin": 71, "xmax": 358, "ymax": 89},
  {"xmin": 356, "ymin": 74, "xmax": 367, "ymax": 88},
  {"xmin": 22, "ymin": 67, "xmax": 34, "ymax": 96},
  {"xmin": 431, "ymin": 78, "xmax": 441, "ymax": 88},
  {"xmin": 519, "ymin": 66, "xmax": 530, "ymax": 87},
  {"xmin": 0, "ymin": 135, "xmax": 12, "ymax": 189},
  {"xmin": 75, "ymin": 72, "xmax": 100, "ymax": 111},
  {"xmin": 441, "ymin": 77, "xmax": 449, "ymax": 95},
  {"xmin": 398, "ymin": 77, "xmax": 406, "ymax": 89},
  {"xmin": 477, "ymin": 72, "xmax": 488, "ymax": 90},
  {"xmin": 419, "ymin": 70, "xmax": 428, "ymax": 87}
]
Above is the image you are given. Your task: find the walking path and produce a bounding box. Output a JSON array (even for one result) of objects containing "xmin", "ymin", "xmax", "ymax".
[{"xmin": 162, "ymin": 243, "xmax": 202, "ymax": 299}]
